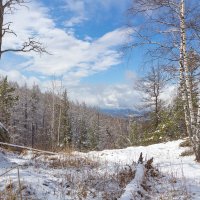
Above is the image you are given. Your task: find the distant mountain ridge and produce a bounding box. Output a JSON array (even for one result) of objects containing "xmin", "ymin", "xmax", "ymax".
[{"xmin": 100, "ymin": 108, "xmax": 141, "ymax": 117}]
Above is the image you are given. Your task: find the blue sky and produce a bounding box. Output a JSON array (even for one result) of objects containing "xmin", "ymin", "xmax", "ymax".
[{"xmin": 0, "ymin": 0, "xmax": 145, "ymax": 109}]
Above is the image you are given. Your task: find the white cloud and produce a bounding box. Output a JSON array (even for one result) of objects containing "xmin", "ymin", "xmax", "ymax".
[
  {"xmin": 0, "ymin": 69, "xmax": 41, "ymax": 88},
  {"xmin": 161, "ymin": 84, "xmax": 177, "ymax": 105},
  {"xmin": 0, "ymin": 1, "xmax": 136, "ymax": 109},
  {"xmin": 64, "ymin": 0, "xmax": 87, "ymax": 27},
  {"xmin": 1, "ymin": 1, "xmax": 132, "ymax": 83},
  {"xmin": 125, "ymin": 70, "xmax": 138, "ymax": 81},
  {"xmin": 0, "ymin": 68, "xmax": 140, "ymax": 109},
  {"xmin": 69, "ymin": 84, "xmax": 140, "ymax": 109},
  {"xmin": 63, "ymin": 0, "xmax": 130, "ymax": 27},
  {"xmin": 96, "ymin": 0, "xmax": 131, "ymax": 12},
  {"xmin": 0, "ymin": 68, "xmax": 176, "ymax": 109}
]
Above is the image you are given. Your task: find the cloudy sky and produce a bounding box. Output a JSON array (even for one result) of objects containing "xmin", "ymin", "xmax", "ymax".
[{"xmin": 0, "ymin": 0, "xmax": 145, "ymax": 109}]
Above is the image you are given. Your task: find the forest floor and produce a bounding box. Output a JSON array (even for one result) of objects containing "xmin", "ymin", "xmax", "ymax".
[{"xmin": 0, "ymin": 139, "xmax": 200, "ymax": 200}]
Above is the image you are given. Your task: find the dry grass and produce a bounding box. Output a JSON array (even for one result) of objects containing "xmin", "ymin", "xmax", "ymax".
[
  {"xmin": 69, "ymin": 166, "xmax": 136, "ymax": 200},
  {"xmin": 0, "ymin": 145, "xmax": 194, "ymax": 200},
  {"xmin": 118, "ymin": 166, "xmax": 135, "ymax": 188},
  {"xmin": 0, "ymin": 180, "xmax": 20, "ymax": 200},
  {"xmin": 179, "ymin": 138, "xmax": 192, "ymax": 147},
  {"xmin": 0, "ymin": 179, "xmax": 38, "ymax": 200},
  {"xmin": 47, "ymin": 155, "xmax": 99, "ymax": 169},
  {"xmin": 0, "ymin": 145, "xmax": 24, "ymax": 154},
  {"xmin": 46, "ymin": 156, "xmax": 137, "ymax": 199},
  {"xmin": 180, "ymin": 148, "xmax": 194, "ymax": 157}
]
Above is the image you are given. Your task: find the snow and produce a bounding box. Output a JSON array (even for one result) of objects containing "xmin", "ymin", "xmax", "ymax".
[
  {"xmin": 0, "ymin": 140, "xmax": 200, "ymax": 199},
  {"xmin": 85, "ymin": 140, "xmax": 200, "ymax": 198}
]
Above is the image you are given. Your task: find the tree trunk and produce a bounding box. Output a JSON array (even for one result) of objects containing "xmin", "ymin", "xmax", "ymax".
[
  {"xmin": 31, "ymin": 123, "xmax": 35, "ymax": 148},
  {"xmin": 0, "ymin": 1, "xmax": 3, "ymax": 58},
  {"xmin": 51, "ymin": 81, "xmax": 55, "ymax": 150},
  {"xmin": 194, "ymin": 142, "xmax": 200, "ymax": 162},
  {"xmin": 179, "ymin": 57, "xmax": 193, "ymax": 141},
  {"xmin": 180, "ymin": 0, "xmax": 195, "ymax": 130},
  {"xmin": 180, "ymin": 0, "xmax": 200, "ymax": 161},
  {"xmin": 57, "ymin": 104, "xmax": 62, "ymax": 146}
]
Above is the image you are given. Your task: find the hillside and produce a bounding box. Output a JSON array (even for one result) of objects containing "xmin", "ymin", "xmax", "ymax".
[
  {"xmin": 0, "ymin": 140, "xmax": 199, "ymax": 199},
  {"xmin": 100, "ymin": 108, "xmax": 141, "ymax": 118},
  {"xmin": 1, "ymin": 0, "xmax": 200, "ymax": 199}
]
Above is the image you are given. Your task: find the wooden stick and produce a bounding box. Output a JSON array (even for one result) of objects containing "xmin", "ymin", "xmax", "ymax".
[
  {"xmin": 17, "ymin": 167, "xmax": 23, "ymax": 200},
  {"xmin": 0, "ymin": 166, "xmax": 18, "ymax": 177}
]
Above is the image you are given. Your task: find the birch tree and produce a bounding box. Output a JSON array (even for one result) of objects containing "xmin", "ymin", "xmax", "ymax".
[
  {"xmin": 180, "ymin": 0, "xmax": 200, "ymax": 161},
  {"xmin": 128, "ymin": 0, "xmax": 200, "ymax": 161}
]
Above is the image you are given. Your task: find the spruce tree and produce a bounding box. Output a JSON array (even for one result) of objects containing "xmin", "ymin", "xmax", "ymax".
[
  {"xmin": 29, "ymin": 85, "xmax": 40, "ymax": 148},
  {"xmin": 0, "ymin": 76, "xmax": 18, "ymax": 126},
  {"xmin": 60, "ymin": 89, "xmax": 72, "ymax": 147},
  {"xmin": 77, "ymin": 118, "xmax": 88, "ymax": 151}
]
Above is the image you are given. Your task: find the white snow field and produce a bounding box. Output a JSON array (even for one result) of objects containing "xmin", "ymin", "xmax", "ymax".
[{"xmin": 0, "ymin": 140, "xmax": 200, "ymax": 199}]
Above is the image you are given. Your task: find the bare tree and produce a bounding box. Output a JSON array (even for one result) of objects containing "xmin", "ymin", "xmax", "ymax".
[
  {"xmin": 0, "ymin": 0, "xmax": 47, "ymax": 58},
  {"xmin": 135, "ymin": 65, "xmax": 166, "ymax": 128}
]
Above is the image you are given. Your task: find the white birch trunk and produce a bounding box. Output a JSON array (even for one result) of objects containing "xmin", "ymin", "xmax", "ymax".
[
  {"xmin": 179, "ymin": 61, "xmax": 193, "ymax": 142},
  {"xmin": 179, "ymin": 4, "xmax": 193, "ymax": 142},
  {"xmin": 180, "ymin": 0, "xmax": 200, "ymax": 161},
  {"xmin": 180, "ymin": 0, "xmax": 195, "ymax": 129}
]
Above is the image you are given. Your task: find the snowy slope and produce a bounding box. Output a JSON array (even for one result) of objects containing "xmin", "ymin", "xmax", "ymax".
[
  {"xmin": 0, "ymin": 140, "xmax": 200, "ymax": 199},
  {"xmin": 84, "ymin": 140, "xmax": 200, "ymax": 199}
]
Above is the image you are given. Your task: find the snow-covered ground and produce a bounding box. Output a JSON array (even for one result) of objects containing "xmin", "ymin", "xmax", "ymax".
[{"xmin": 0, "ymin": 140, "xmax": 200, "ymax": 199}]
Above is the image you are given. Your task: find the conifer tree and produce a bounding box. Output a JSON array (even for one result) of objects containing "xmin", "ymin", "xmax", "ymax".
[
  {"xmin": 0, "ymin": 76, "xmax": 18, "ymax": 126},
  {"xmin": 29, "ymin": 85, "xmax": 40, "ymax": 148},
  {"xmin": 60, "ymin": 89, "xmax": 72, "ymax": 147},
  {"xmin": 77, "ymin": 118, "xmax": 88, "ymax": 150}
]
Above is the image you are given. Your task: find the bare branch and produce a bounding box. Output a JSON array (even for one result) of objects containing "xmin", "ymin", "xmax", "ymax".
[
  {"xmin": 1, "ymin": 37, "xmax": 49, "ymax": 55},
  {"xmin": 0, "ymin": 0, "xmax": 48, "ymax": 58},
  {"xmin": 3, "ymin": 0, "xmax": 28, "ymax": 14},
  {"xmin": 2, "ymin": 22, "xmax": 17, "ymax": 36}
]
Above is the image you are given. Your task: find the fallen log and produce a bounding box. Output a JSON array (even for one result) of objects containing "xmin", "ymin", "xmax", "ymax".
[
  {"xmin": 0, "ymin": 142, "xmax": 59, "ymax": 155},
  {"xmin": 119, "ymin": 153, "xmax": 154, "ymax": 200}
]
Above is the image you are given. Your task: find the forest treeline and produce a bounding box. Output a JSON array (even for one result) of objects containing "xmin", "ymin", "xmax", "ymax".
[
  {"xmin": 0, "ymin": 77, "xmax": 130, "ymax": 151},
  {"xmin": 0, "ymin": 75, "xmax": 187, "ymax": 151}
]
